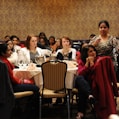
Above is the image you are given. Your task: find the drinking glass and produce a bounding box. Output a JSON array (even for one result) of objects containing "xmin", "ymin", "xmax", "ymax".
[
  {"xmin": 17, "ymin": 60, "xmax": 28, "ymax": 69},
  {"xmin": 17, "ymin": 60, "xmax": 24, "ymax": 69},
  {"xmin": 35, "ymin": 55, "xmax": 45, "ymax": 66}
]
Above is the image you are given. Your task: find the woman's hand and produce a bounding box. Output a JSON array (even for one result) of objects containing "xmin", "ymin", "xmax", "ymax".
[
  {"xmin": 88, "ymin": 56, "xmax": 94, "ymax": 62},
  {"xmin": 85, "ymin": 56, "xmax": 95, "ymax": 67},
  {"xmin": 85, "ymin": 58, "xmax": 90, "ymax": 67},
  {"xmin": 93, "ymin": 38, "xmax": 101, "ymax": 46},
  {"xmin": 88, "ymin": 56, "xmax": 95, "ymax": 66},
  {"xmin": 20, "ymin": 78, "xmax": 24, "ymax": 84}
]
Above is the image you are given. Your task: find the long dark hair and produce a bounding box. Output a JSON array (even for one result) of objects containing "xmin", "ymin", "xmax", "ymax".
[
  {"xmin": 5, "ymin": 40, "xmax": 14, "ymax": 52},
  {"xmin": 81, "ymin": 45, "xmax": 97, "ymax": 63},
  {"xmin": 0, "ymin": 43, "xmax": 8, "ymax": 56},
  {"xmin": 39, "ymin": 32, "xmax": 48, "ymax": 45}
]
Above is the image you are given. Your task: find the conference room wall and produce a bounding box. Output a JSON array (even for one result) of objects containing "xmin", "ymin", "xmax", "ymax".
[{"xmin": 0, "ymin": 0, "xmax": 118, "ymax": 40}]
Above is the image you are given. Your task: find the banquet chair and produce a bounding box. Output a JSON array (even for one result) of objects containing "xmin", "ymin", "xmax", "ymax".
[
  {"xmin": 71, "ymin": 74, "xmax": 79, "ymax": 104},
  {"xmin": 14, "ymin": 91, "xmax": 34, "ymax": 110},
  {"xmin": 14, "ymin": 91, "xmax": 34, "ymax": 108},
  {"xmin": 14, "ymin": 91, "xmax": 33, "ymax": 99},
  {"xmin": 72, "ymin": 88, "xmax": 78, "ymax": 104},
  {"xmin": 13, "ymin": 91, "xmax": 34, "ymax": 118},
  {"xmin": 39, "ymin": 61, "xmax": 70, "ymax": 119}
]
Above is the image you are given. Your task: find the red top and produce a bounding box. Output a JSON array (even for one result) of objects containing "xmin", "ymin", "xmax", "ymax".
[
  {"xmin": 76, "ymin": 51, "xmax": 81, "ymax": 62},
  {"xmin": 0, "ymin": 56, "xmax": 22, "ymax": 84},
  {"xmin": 77, "ymin": 56, "xmax": 118, "ymax": 119}
]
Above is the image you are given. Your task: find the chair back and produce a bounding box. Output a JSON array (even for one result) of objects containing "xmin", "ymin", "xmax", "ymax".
[
  {"xmin": 0, "ymin": 60, "xmax": 15, "ymax": 119},
  {"xmin": 41, "ymin": 61, "xmax": 67, "ymax": 91}
]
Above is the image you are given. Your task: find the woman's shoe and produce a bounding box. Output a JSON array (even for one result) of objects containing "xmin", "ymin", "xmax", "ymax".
[
  {"xmin": 88, "ymin": 95, "xmax": 96, "ymax": 109},
  {"xmin": 88, "ymin": 95, "xmax": 95, "ymax": 104}
]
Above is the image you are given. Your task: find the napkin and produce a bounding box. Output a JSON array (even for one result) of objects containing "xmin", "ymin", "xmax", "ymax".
[{"xmin": 63, "ymin": 60, "xmax": 78, "ymax": 68}]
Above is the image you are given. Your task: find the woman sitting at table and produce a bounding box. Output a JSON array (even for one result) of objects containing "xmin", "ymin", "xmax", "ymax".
[
  {"xmin": 10, "ymin": 35, "xmax": 21, "ymax": 51},
  {"xmin": 56, "ymin": 36, "xmax": 76, "ymax": 60},
  {"xmin": 75, "ymin": 45, "xmax": 118, "ymax": 119},
  {"xmin": 18, "ymin": 34, "xmax": 51, "ymax": 64},
  {"xmin": 0, "ymin": 43, "xmax": 39, "ymax": 109},
  {"xmin": 54, "ymin": 36, "xmax": 76, "ymax": 104},
  {"xmin": 5, "ymin": 39, "xmax": 18, "ymax": 66}
]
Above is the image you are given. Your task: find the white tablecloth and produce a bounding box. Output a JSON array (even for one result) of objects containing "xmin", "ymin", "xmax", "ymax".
[{"xmin": 13, "ymin": 62, "xmax": 78, "ymax": 89}]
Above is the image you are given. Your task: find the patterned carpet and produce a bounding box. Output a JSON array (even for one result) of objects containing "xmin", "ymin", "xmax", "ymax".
[
  {"xmin": 12, "ymin": 97, "xmax": 119, "ymax": 119},
  {"xmin": 12, "ymin": 98, "xmax": 96, "ymax": 119}
]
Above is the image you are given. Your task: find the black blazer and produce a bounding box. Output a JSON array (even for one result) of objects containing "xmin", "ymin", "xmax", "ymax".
[
  {"xmin": 0, "ymin": 60, "xmax": 15, "ymax": 119},
  {"xmin": 56, "ymin": 52, "xmax": 72, "ymax": 60}
]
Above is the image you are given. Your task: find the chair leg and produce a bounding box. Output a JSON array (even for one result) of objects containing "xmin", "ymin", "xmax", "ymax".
[
  {"xmin": 67, "ymin": 95, "xmax": 70, "ymax": 119},
  {"xmin": 39, "ymin": 96, "xmax": 42, "ymax": 119}
]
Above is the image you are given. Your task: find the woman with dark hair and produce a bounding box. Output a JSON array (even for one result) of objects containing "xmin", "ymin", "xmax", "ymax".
[
  {"xmin": 75, "ymin": 45, "xmax": 97, "ymax": 119},
  {"xmin": 75, "ymin": 45, "xmax": 118, "ymax": 119},
  {"xmin": 0, "ymin": 43, "xmax": 40, "ymax": 117},
  {"xmin": 0, "ymin": 44, "xmax": 39, "ymax": 92},
  {"xmin": 49, "ymin": 36, "xmax": 57, "ymax": 52},
  {"xmin": 39, "ymin": 32, "xmax": 49, "ymax": 45},
  {"xmin": 0, "ymin": 43, "xmax": 39, "ymax": 94},
  {"xmin": 89, "ymin": 20, "xmax": 119, "ymax": 67},
  {"xmin": 4, "ymin": 35, "xmax": 10, "ymax": 41},
  {"xmin": 37, "ymin": 37, "xmax": 51, "ymax": 50},
  {"xmin": 10, "ymin": 35, "xmax": 21, "ymax": 51},
  {"xmin": 5, "ymin": 40, "xmax": 18, "ymax": 66}
]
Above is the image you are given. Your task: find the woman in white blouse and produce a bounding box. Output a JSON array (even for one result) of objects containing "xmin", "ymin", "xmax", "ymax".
[
  {"xmin": 56, "ymin": 36, "xmax": 76, "ymax": 60},
  {"xmin": 18, "ymin": 34, "xmax": 51, "ymax": 64}
]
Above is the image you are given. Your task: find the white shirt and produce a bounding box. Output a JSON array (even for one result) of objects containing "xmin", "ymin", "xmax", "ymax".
[
  {"xmin": 56, "ymin": 48, "xmax": 76, "ymax": 60},
  {"xmin": 18, "ymin": 47, "xmax": 51, "ymax": 64}
]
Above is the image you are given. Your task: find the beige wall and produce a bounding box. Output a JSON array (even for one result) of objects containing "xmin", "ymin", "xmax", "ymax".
[{"xmin": 0, "ymin": 0, "xmax": 119, "ymax": 40}]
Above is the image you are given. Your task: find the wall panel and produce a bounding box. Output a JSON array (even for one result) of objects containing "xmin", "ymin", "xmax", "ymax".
[{"xmin": 0, "ymin": 0, "xmax": 119, "ymax": 40}]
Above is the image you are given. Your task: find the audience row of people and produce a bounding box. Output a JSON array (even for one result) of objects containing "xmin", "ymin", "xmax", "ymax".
[
  {"xmin": 3, "ymin": 33, "xmax": 62, "ymax": 53},
  {"xmin": 4, "ymin": 34, "xmax": 76, "ymax": 66}
]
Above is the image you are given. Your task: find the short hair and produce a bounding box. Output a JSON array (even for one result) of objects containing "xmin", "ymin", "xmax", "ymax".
[{"xmin": 60, "ymin": 36, "xmax": 72, "ymax": 47}]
